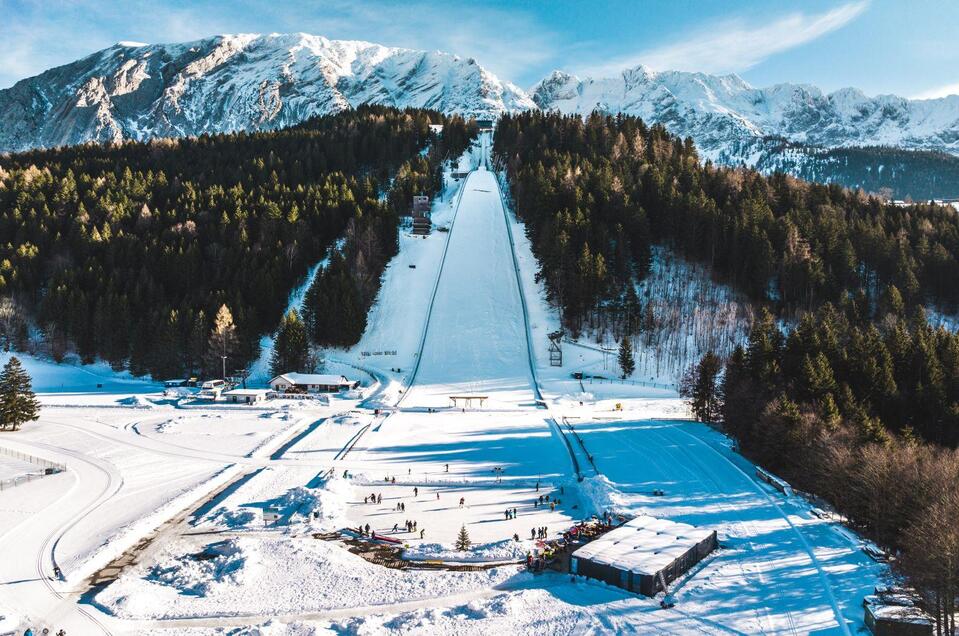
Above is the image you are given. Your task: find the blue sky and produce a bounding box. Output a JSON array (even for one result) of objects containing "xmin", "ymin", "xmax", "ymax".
[{"xmin": 2, "ymin": 0, "xmax": 957, "ymax": 98}]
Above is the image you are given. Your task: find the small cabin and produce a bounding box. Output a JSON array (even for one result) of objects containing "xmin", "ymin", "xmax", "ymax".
[
  {"xmin": 412, "ymin": 195, "xmax": 431, "ymax": 217},
  {"xmin": 222, "ymin": 388, "xmax": 274, "ymax": 404},
  {"xmin": 270, "ymin": 373, "xmax": 359, "ymax": 394}
]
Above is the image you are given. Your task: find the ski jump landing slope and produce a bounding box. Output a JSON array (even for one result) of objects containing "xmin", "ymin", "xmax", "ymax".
[{"xmin": 403, "ymin": 167, "xmax": 536, "ymax": 409}]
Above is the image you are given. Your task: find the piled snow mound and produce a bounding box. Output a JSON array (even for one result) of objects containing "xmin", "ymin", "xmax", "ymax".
[
  {"xmin": 403, "ymin": 539, "xmax": 526, "ymax": 563},
  {"xmin": 204, "ymin": 478, "xmax": 351, "ymax": 533},
  {"xmin": 116, "ymin": 395, "xmax": 155, "ymax": 408},
  {"xmin": 577, "ymin": 474, "xmax": 633, "ymax": 517},
  {"xmin": 97, "ymin": 536, "xmax": 520, "ymax": 619},
  {"xmin": 146, "ymin": 538, "xmax": 260, "ymax": 598}
]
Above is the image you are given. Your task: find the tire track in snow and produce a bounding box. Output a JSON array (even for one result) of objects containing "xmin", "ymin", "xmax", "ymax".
[{"xmin": 665, "ymin": 422, "xmax": 852, "ymax": 636}]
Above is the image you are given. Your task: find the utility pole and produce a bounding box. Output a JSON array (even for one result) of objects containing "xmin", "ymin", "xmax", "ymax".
[{"xmin": 221, "ymin": 354, "xmax": 227, "ymax": 381}]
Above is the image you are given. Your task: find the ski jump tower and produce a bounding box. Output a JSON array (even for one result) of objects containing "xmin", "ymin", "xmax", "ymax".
[{"xmin": 548, "ymin": 330, "xmax": 563, "ymax": 367}]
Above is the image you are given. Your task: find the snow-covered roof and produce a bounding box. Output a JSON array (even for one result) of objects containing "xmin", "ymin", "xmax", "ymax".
[
  {"xmin": 270, "ymin": 373, "xmax": 353, "ymax": 385},
  {"xmin": 572, "ymin": 515, "xmax": 715, "ymax": 576},
  {"xmin": 222, "ymin": 388, "xmax": 272, "ymax": 396}
]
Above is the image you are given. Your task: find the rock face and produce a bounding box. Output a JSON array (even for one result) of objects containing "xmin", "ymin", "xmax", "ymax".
[
  {"xmin": 529, "ymin": 67, "xmax": 959, "ymax": 162},
  {"xmin": 0, "ymin": 33, "xmax": 535, "ymax": 153},
  {"xmin": 3, "ymin": 34, "xmax": 959, "ymax": 197}
]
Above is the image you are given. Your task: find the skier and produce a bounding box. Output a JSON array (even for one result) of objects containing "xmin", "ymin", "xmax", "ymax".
[
  {"xmin": 393, "ymin": 523, "xmax": 399, "ymax": 533},
  {"xmin": 459, "ymin": 497, "xmax": 465, "ymax": 508},
  {"xmin": 414, "ymin": 487, "xmax": 418, "ymax": 497},
  {"xmin": 377, "ymin": 494, "xmax": 382, "ymax": 504},
  {"xmin": 513, "ymin": 508, "xmax": 518, "ymax": 518},
  {"xmin": 420, "ymin": 528, "xmax": 425, "ymax": 539},
  {"xmin": 436, "ymin": 491, "xmax": 440, "ymax": 500},
  {"xmin": 445, "ymin": 463, "xmax": 449, "ymax": 472}
]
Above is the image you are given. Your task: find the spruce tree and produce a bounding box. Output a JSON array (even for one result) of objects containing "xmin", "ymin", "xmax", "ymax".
[
  {"xmin": 455, "ymin": 524, "xmax": 471, "ymax": 551},
  {"xmin": 206, "ymin": 304, "xmax": 239, "ymax": 379},
  {"xmin": 618, "ymin": 336, "xmax": 635, "ymax": 379},
  {"xmin": 690, "ymin": 352, "xmax": 722, "ymax": 422},
  {"xmin": 0, "ymin": 357, "xmax": 40, "ymax": 431},
  {"xmin": 270, "ymin": 309, "xmax": 309, "ymax": 376}
]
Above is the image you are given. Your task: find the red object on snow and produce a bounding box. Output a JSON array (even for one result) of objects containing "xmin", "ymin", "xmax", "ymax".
[{"xmin": 372, "ymin": 532, "xmax": 404, "ymax": 545}]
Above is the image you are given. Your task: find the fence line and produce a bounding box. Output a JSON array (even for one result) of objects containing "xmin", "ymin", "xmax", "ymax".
[
  {"xmin": 581, "ymin": 376, "xmax": 676, "ymax": 391},
  {"xmin": 0, "ymin": 446, "xmax": 66, "ymax": 491}
]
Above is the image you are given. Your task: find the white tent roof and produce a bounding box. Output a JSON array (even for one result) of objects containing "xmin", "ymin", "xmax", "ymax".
[
  {"xmin": 222, "ymin": 388, "xmax": 272, "ymax": 396},
  {"xmin": 572, "ymin": 515, "xmax": 714, "ymax": 576},
  {"xmin": 270, "ymin": 373, "xmax": 353, "ymax": 385}
]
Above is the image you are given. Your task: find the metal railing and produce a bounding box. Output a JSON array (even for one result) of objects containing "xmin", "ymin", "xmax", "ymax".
[{"xmin": 0, "ymin": 446, "xmax": 66, "ymax": 491}]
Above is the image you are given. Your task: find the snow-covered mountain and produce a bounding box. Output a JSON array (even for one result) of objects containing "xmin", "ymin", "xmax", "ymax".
[
  {"xmin": 0, "ymin": 33, "xmax": 535, "ymax": 153},
  {"xmin": 3, "ymin": 33, "xmax": 959, "ymax": 196},
  {"xmin": 529, "ymin": 66, "xmax": 959, "ymax": 162}
]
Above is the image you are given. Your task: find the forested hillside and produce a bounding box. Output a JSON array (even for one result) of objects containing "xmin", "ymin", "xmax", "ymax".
[
  {"xmin": 0, "ymin": 106, "xmax": 475, "ymax": 378},
  {"xmin": 494, "ymin": 112, "xmax": 959, "ymax": 621},
  {"xmin": 494, "ymin": 111, "xmax": 959, "ymax": 335}
]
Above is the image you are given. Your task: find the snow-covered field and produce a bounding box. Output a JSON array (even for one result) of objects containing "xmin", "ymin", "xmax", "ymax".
[{"xmin": 0, "ymin": 134, "xmax": 886, "ymax": 635}]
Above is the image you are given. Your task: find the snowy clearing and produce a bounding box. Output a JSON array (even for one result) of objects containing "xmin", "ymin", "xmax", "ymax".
[{"xmin": 1, "ymin": 134, "xmax": 886, "ymax": 635}]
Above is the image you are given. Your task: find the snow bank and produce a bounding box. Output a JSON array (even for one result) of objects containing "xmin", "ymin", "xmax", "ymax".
[
  {"xmin": 402, "ymin": 538, "xmax": 526, "ymax": 563},
  {"xmin": 97, "ymin": 536, "xmax": 520, "ymax": 620}
]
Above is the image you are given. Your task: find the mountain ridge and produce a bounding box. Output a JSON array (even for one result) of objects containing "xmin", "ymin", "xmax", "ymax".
[{"xmin": 2, "ymin": 33, "xmax": 959, "ymax": 197}]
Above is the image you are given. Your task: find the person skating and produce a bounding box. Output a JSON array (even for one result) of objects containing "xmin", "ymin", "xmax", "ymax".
[{"xmin": 393, "ymin": 523, "xmax": 399, "ymax": 532}]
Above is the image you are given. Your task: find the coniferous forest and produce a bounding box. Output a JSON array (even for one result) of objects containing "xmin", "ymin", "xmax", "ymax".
[
  {"xmin": 0, "ymin": 106, "xmax": 475, "ymax": 378},
  {"xmin": 494, "ymin": 111, "xmax": 959, "ymax": 619}
]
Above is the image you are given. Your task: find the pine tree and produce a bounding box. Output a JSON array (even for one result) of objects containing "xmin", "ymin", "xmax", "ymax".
[
  {"xmin": 0, "ymin": 356, "xmax": 40, "ymax": 431},
  {"xmin": 681, "ymin": 352, "xmax": 722, "ymax": 422},
  {"xmin": 205, "ymin": 304, "xmax": 239, "ymax": 379},
  {"xmin": 455, "ymin": 524, "xmax": 471, "ymax": 551},
  {"xmin": 270, "ymin": 309, "xmax": 309, "ymax": 376},
  {"xmin": 618, "ymin": 336, "xmax": 635, "ymax": 379}
]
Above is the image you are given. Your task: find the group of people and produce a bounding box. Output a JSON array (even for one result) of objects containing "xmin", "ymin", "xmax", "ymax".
[
  {"xmin": 363, "ymin": 492, "xmax": 382, "ymax": 504},
  {"xmin": 531, "ymin": 526, "xmax": 550, "ymax": 539},
  {"xmin": 22, "ymin": 630, "xmax": 66, "ymax": 636},
  {"xmin": 503, "ymin": 507, "xmax": 518, "ymax": 520},
  {"xmin": 533, "ymin": 493, "xmax": 561, "ymax": 511}
]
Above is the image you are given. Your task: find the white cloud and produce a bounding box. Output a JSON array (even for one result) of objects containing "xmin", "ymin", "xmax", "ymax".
[
  {"xmin": 578, "ymin": 1, "xmax": 869, "ymax": 78},
  {"xmin": 912, "ymin": 82, "xmax": 959, "ymax": 100}
]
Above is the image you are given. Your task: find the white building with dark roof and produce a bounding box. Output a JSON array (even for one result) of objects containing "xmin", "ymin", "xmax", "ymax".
[{"xmin": 269, "ymin": 373, "xmax": 358, "ymax": 394}]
